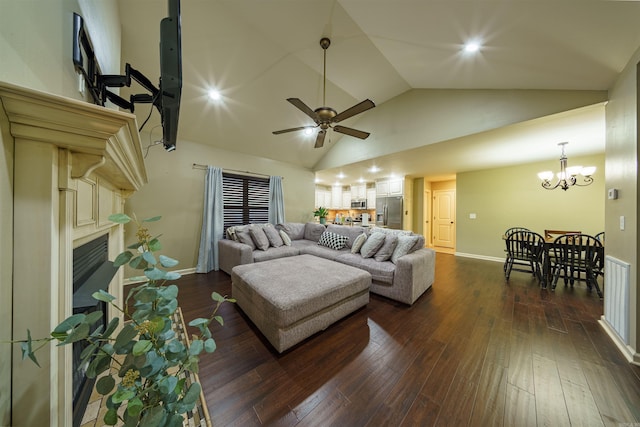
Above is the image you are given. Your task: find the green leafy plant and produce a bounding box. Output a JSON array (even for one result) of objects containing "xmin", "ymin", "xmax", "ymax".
[
  {"xmin": 16, "ymin": 213, "xmax": 234, "ymax": 427},
  {"xmin": 313, "ymin": 207, "xmax": 329, "ymax": 218}
]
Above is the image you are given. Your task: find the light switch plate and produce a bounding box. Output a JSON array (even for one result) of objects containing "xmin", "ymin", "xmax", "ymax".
[
  {"xmin": 469, "ymin": 213, "xmax": 477, "ymax": 219},
  {"xmin": 620, "ymin": 215, "xmax": 625, "ymax": 230}
]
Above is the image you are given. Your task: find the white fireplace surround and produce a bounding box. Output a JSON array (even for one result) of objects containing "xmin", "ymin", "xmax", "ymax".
[{"xmin": 1, "ymin": 81, "xmax": 147, "ymax": 426}]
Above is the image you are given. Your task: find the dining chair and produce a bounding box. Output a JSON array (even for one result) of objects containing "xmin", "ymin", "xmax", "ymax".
[
  {"xmin": 595, "ymin": 231, "xmax": 605, "ymax": 244},
  {"xmin": 503, "ymin": 227, "xmax": 530, "ymax": 272},
  {"xmin": 544, "ymin": 229, "xmax": 581, "ymax": 241},
  {"xmin": 504, "ymin": 230, "xmax": 545, "ymax": 284},
  {"xmin": 549, "ymin": 234, "xmax": 603, "ymax": 298}
]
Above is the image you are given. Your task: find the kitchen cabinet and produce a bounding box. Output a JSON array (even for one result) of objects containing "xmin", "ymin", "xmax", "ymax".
[
  {"xmin": 342, "ymin": 192, "xmax": 351, "ymax": 209},
  {"xmin": 331, "ymin": 186, "xmax": 342, "ymax": 208},
  {"xmin": 315, "ymin": 185, "xmax": 332, "ymax": 208},
  {"xmin": 366, "ymin": 188, "xmax": 376, "ymax": 209},
  {"xmin": 350, "ymin": 184, "xmax": 366, "ymax": 200},
  {"xmin": 376, "ymin": 180, "xmax": 390, "ymax": 196},
  {"xmin": 376, "ymin": 178, "xmax": 403, "ymax": 196},
  {"xmin": 389, "ymin": 179, "xmax": 403, "ymax": 195}
]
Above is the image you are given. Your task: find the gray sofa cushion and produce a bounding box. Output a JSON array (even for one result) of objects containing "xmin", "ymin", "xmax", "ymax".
[
  {"xmin": 277, "ymin": 222, "xmax": 306, "ymax": 240},
  {"xmin": 252, "ymin": 245, "xmax": 300, "ymax": 262},
  {"xmin": 299, "ymin": 244, "xmax": 349, "ymax": 261},
  {"xmin": 335, "ymin": 253, "xmax": 395, "ymax": 285},
  {"xmin": 304, "ymin": 222, "xmax": 326, "ymax": 242}
]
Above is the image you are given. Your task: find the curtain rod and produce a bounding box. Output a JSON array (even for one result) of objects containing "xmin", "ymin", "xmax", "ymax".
[{"xmin": 192, "ymin": 163, "xmax": 281, "ymax": 179}]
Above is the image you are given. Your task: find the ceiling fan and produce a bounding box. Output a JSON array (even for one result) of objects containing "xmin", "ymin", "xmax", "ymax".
[{"xmin": 272, "ymin": 37, "xmax": 376, "ymax": 148}]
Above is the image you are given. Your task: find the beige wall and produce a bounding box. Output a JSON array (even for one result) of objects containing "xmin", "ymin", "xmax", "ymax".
[
  {"xmin": 456, "ymin": 154, "xmax": 605, "ymax": 259},
  {"xmin": 125, "ymin": 135, "xmax": 315, "ymax": 275},
  {"xmin": 316, "ymin": 89, "xmax": 608, "ymax": 172},
  {"xmin": 606, "ymin": 47, "xmax": 640, "ymax": 356}
]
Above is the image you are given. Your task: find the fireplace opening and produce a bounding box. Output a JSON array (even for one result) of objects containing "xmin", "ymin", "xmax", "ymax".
[{"xmin": 72, "ymin": 234, "xmax": 118, "ymax": 427}]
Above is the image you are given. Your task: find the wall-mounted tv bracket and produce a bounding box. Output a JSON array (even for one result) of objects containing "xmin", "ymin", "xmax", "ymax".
[{"xmin": 73, "ymin": 13, "xmax": 160, "ymax": 115}]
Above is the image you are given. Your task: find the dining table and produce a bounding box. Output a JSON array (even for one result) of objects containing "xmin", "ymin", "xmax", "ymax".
[
  {"xmin": 540, "ymin": 236, "xmax": 604, "ymax": 297},
  {"xmin": 503, "ymin": 232, "xmax": 604, "ymax": 295}
]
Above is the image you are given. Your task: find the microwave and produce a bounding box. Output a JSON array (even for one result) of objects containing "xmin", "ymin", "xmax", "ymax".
[{"xmin": 351, "ymin": 200, "xmax": 367, "ymax": 209}]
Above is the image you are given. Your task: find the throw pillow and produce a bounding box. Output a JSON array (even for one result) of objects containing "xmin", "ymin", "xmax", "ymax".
[
  {"xmin": 318, "ymin": 231, "xmax": 349, "ymax": 250},
  {"xmin": 263, "ymin": 224, "xmax": 284, "ymax": 247},
  {"xmin": 391, "ymin": 235, "xmax": 420, "ymax": 264},
  {"xmin": 360, "ymin": 232, "xmax": 386, "ymax": 258},
  {"xmin": 279, "ymin": 229, "xmax": 292, "ymax": 246},
  {"xmin": 351, "ymin": 232, "xmax": 368, "ymax": 254},
  {"xmin": 249, "ymin": 225, "xmax": 270, "ymax": 251},
  {"xmin": 374, "ymin": 234, "xmax": 399, "ymax": 262},
  {"xmin": 235, "ymin": 229, "xmax": 256, "ymax": 250}
]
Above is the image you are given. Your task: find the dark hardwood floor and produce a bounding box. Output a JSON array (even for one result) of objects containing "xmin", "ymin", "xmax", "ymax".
[{"xmin": 170, "ymin": 254, "xmax": 640, "ymax": 426}]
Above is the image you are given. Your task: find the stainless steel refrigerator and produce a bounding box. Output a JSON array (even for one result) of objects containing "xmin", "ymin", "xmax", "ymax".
[{"xmin": 375, "ymin": 196, "xmax": 403, "ymax": 229}]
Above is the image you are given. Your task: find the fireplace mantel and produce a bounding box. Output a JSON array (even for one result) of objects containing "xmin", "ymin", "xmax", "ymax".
[{"xmin": 2, "ymin": 81, "xmax": 147, "ymax": 426}]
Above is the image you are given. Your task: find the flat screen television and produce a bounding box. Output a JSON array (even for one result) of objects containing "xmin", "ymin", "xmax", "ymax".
[
  {"xmin": 158, "ymin": 0, "xmax": 182, "ymax": 151},
  {"xmin": 73, "ymin": 0, "xmax": 182, "ymax": 152}
]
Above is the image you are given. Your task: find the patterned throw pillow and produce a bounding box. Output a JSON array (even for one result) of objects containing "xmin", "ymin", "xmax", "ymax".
[
  {"xmin": 360, "ymin": 232, "xmax": 386, "ymax": 258},
  {"xmin": 279, "ymin": 229, "xmax": 292, "ymax": 246},
  {"xmin": 351, "ymin": 232, "xmax": 368, "ymax": 254},
  {"xmin": 318, "ymin": 231, "xmax": 349, "ymax": 250}
]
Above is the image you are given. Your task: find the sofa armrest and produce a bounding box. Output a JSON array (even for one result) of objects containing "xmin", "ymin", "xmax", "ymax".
[
  {"xmin": 393, "ymin": 248, "xmax": 436, "ymax": 305},
  {"xmin": 218, "ymin": 239, "xmax": 254, "ymax": 275}
]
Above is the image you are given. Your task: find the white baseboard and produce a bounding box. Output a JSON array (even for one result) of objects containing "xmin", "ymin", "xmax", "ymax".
[
  {"xmin": 599, "ymin": 316, "xmax": 640, "ymax": 366},
  {"xmin": 454, "ymin": 252, "xmax": 504, "ymax": 263},
  {"xmin": 123, "ymin": 267, "xmax": 197, "ymax": 286}
]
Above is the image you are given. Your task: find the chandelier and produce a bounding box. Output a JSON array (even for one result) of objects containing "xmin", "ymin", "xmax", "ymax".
[{"xmin": 537, "ymin": 142, "xmax": 596, "ymax": 191}]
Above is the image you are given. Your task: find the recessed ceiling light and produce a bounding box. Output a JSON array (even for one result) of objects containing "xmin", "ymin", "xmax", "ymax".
[
  {"xmin": 337, "ymin": 172, "xmax": 345, "ymax": 179},
  {"xmin": 369, "ymin": 166, "xmax": 380, "ymax": 173},
  {"xmin": 463, "ymin": 41, "xmax": 481, "ymax": 53},
  {"xmin": 208, "ymin": 89, "xmax": 222, "ymax": 101}
]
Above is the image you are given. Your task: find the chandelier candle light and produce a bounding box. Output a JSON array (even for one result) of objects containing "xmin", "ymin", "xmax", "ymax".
[{"xmin": 538, "ymin": 142, "xmax": 596, "ymax": 191}]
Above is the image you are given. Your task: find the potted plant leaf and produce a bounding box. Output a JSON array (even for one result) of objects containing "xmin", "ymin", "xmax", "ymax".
[
  {"xmin": 313, "ymin": 207, "xmax": 329, "ymax": 224},
  {"xmin": 15, "ymin": 213, "xmax": 233, "ymax": 427}
]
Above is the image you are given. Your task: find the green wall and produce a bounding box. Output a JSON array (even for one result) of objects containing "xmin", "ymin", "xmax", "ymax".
[{"xmin": 456, "ymin": 153, "xmax": 605, "ymax": 259}]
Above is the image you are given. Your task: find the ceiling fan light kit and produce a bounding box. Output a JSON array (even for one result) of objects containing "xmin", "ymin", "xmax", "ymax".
[{"xmin": 272, "ymin": 37, "xmax": 375, "ymax": 148}]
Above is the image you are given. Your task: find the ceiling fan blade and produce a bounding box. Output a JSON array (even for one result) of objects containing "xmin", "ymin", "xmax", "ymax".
[
  {"xmin": 287, "ymin": 98, "xmax": 320, "ymax": 123},
  {"xmin": 333, "ymin": 125, "xmax": 370, "ymax": 140},
  {"xmin": 332, "ymin": 99, "xmax": 375, "ymax": 123},
  {"xmin": 314, "ymin": 129, "xmax": 327, "ymax": 148},
  {"xmin": 272, "ymin": 126, "xmax": 311, "ymax": 135}
]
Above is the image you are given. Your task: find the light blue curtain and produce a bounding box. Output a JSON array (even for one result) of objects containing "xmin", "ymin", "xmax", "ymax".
[
  {"xmin": 196, "ymin": 166, "xmax": 224, "ymax": 272},
  {"xmin": 268, "ymin": 175, "xmax": 285, "ymax": 224}
]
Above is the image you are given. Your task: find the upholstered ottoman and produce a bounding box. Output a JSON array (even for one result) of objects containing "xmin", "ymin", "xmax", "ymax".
[{"xmin": 231, "ymin": 254, "xmax": 371, "ymax": 353}]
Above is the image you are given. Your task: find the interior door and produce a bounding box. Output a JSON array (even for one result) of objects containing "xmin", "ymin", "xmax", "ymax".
[{"xmin": 433, "ymin": 189, "xmax": 456, "ymax": 249}]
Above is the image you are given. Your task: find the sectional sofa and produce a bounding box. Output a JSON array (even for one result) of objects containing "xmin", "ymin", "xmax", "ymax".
[{"xmin": 218, "ymin": 222, "xmax": 436, "ymax": 305}]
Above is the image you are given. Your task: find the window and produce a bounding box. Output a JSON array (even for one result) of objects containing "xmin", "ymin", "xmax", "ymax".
[{"xmin": 223, "ymin": 173, "xmax": 269, "ymax": 231}]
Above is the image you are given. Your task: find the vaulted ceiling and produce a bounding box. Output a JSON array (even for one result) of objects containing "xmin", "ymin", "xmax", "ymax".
[{"xmin": 117, "ymin": 0, "xmax": 640, "ymax": 184}]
